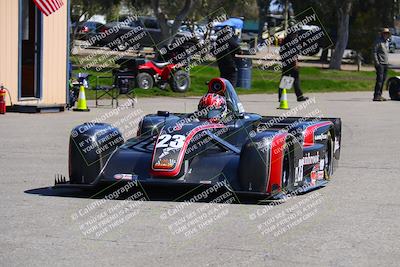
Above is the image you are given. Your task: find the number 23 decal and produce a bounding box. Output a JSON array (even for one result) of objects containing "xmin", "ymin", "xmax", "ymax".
[{"xmin": 156, "ymin": 134, "xmax": 186, "ymax": 149}]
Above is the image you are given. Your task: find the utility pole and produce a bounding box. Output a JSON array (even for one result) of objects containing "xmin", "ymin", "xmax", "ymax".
[
  {"xmin": 394, "ymin": 0, "xmax": 399, "ymax": 34},
  {"xmin": 284, "ymin": 0, "xmax": 289, "ymax": 32}
]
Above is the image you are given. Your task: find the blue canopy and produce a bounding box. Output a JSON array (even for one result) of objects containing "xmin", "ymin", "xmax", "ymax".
[{"xmin": 215, "ymin": 18, "xmax": 244, "ymax": 30}]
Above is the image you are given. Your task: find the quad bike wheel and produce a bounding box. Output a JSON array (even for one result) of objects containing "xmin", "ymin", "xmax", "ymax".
[
  {"xmin": 137, "ymin": 72, "xmax": 154, "ymax": 90},
  {"xmin": 170, "ymin": 70, "xmax": 190, "ymax": 93}
]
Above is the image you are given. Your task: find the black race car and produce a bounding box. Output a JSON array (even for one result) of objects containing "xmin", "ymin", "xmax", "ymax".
[{"xmin": 57, "ymin": 78, "xmax": 341, "ymax": 200}]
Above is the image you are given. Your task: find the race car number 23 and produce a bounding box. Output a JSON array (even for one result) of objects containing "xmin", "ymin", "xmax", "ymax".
[{"xmin": 156, "ymin": 134, "xmax": 186, "ymax": 149}]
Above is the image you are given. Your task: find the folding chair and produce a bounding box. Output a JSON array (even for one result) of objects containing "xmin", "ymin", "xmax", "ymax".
[
  {"xmin": 114, "ymin": 72, "xmax": 136, "ymax": 107},
  {"xmin": 94, "ymin": 75, "xmax": 117, "ymax": 108},
  {"xmin": 95, "ymin": 70, "xmax": 136, "ymax": 108}
]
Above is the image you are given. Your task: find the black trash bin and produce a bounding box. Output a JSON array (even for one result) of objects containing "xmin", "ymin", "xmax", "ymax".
[
  {"xmin": 236, "ymin": 57, "xmax": 252, "ymax": 89},
  {"xmin": 387, "ymin": 76, "xmax": 400, "ymax": 100}
]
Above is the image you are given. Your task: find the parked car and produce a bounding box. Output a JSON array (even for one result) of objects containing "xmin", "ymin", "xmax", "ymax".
[
  {"xmin": 179, "ymin": 23, "xmax": 207, "ymax": 42},
  {"xmin": 389, "ymin": 35, "xmax": 400, "ymax": 53},
  {"xmin": 74, "ymin": 21, "xmax": 104, "ymax": 41},
  {"xmin": 92, "ymin": 16, "xmax": 199, "ymax": 52}
]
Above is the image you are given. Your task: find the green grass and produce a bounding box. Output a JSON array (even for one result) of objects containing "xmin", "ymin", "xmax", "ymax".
[{"xmin": 72, "ymin": 65, "xmax": 395, "ymax": 99}]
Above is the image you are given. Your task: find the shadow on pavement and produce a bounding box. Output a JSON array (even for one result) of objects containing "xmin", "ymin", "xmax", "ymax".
[{"xmin": 24, "ymin": 183, "xmax": 268, "ymax": 205}]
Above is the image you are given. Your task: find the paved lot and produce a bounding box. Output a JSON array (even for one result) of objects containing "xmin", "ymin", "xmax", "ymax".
[{"xmin": 1, "ymin": 91, "xmax": 399, "ymax": 266}]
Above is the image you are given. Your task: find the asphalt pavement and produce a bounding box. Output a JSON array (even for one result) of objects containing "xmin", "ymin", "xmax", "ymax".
[{"xmin": 1, "ymin": 91, "xmax": 399, "ymax": 266}]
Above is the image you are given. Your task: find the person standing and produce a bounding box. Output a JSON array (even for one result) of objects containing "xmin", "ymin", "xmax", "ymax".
[
  {"xmin": 372, "ymin": 28, "xmax": 391, "ymax": 101},
  {"xmin": 279, "ymin": 32, "xmax": 309, "ymax": 102},
  {"xmin": 214, "ymin": 26, "xmax": 241, "ymax": 86}
]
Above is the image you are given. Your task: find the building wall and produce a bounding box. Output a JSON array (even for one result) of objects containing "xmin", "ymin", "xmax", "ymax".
[
  {"xmin": 0, "ymin": 0, "xmax": 19, "ymax": 106},
  {"xmin": 42, "ymin": 2, "xmax": 67, "ymax": 105},
  {"xmin": 0, "ymin": 0, "xmax": 67, "ymax": 106}
]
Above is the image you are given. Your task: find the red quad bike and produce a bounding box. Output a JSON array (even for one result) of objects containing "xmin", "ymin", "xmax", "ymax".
[{"xmin": 136, "ymin": 60, "xmax": 190, "ymax": 93}]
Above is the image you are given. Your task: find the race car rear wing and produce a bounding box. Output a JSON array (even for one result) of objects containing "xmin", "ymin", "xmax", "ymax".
[{"xmin": 261, "ymin": 116, "xmax": 342, "ymax": 160}]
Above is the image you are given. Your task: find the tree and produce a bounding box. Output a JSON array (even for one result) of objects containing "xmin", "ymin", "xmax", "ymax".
[
  {"xmin": 70, "ymin": 0, "xmax": 121, "ymax": 49},
  {"xmin": 139, "ymin": 0, "xmax": 256, "ymax": 46},
  {"xmin": 329, "ymin": 0, "xmax": 353, "ymax": 69},
  {"xmin": 71, "ymin": 0, "xmax": 122, "ymax": 24},
  {"xmin": 151, "ymin": 0, "xmax": 195, "ymax": 47},
  {"xmin": 257, "ymin": 0, "xmax": 272, "ymax": 38},
  {"xmin": 350, "ymin": 0, "xmax": 394, "ymax": 63},
  {"xmin": 283, "ymin": 0, "xmax": 398, "ymax": 67}
]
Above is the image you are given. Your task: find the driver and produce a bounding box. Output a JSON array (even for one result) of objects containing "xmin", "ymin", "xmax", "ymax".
[{"xmin": 197, "ymin": 93, "xmax": 228, "ymax": 123}]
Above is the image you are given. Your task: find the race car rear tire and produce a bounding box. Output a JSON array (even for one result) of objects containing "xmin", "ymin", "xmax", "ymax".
[
  {"xmin": 324, "ymin": 131, "xmax": 334, "ymax": 180},
  {"xmin": 281, "ymin": 147, "xmax": 291, "ymax": 192}
]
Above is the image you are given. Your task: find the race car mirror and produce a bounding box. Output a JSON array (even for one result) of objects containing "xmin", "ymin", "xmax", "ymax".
[
  {"xmin": 279, "ymin": 76, "xmax": 295, "ymax": 89},
  {"xmin": 208, "ymin": 78, "xmax": 227, "ymax": 95},
  {"xmin": 157, "ymin": 110, "xmax": 170, "ymax": 117}
]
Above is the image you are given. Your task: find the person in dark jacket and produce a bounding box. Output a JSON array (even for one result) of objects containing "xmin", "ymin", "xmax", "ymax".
[
  {"xmin": 279, "ymin": 32, "xmax": 308, "ymax": 102},
  {"xmin": 214, "ymin": 26, "xmax": 242, "ymax": 86},
  {"xmin": 372, "ymin": 28, "xmax": 391, "ymax": 101}
]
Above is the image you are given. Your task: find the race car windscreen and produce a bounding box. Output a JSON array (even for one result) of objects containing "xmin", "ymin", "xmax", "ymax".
[{"xmin": 224, "ymin": 79, "xmax": 245, "ymax": 115}]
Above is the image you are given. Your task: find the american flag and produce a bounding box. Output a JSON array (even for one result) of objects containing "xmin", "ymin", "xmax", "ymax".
[{"xmin": 33, "ymin": 0, "xmax": 64, "ymax": 16}]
